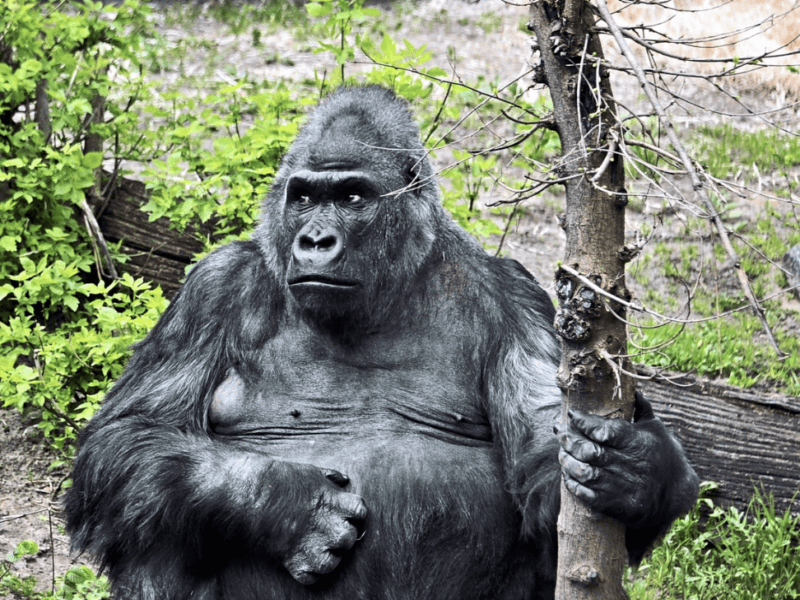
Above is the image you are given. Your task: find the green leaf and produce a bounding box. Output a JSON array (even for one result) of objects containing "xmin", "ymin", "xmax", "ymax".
[
  {"xmin": 0, "ymin": 235, "xmax": 17, "ymax": 252},
  {"xmin": 82, "ymin": 151, "xmax": 104, "ymax": 169},
  {"xmin": 306, "ymin": 2, "xmax": 332, "ymax": 18},
  {"xmin": 63, "ymin": 295, "xmax": 79, "ymax": 312}
]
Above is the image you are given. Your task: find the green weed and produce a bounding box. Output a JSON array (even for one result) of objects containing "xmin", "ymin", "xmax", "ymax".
[
  {"xmin": 1, "ymin": 541, "xmax": 109, "ymax": 599},
  {"xmin": 627, "ymin": 484, "xmax": 800, "ymax": 600},
  {"xmin": 691, "ymin": 124, "xmax": 800, "ymax": 181}
]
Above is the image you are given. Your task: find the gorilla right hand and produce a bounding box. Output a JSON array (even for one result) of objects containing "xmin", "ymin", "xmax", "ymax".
[{"xmin": 283, "ymin": 470, "xmax": 367, "ymax": 585}]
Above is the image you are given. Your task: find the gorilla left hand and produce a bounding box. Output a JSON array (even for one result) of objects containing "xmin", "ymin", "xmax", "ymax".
[{"xmin": 555, "ymin": 390, "xmax": 691, "ymax": 527}]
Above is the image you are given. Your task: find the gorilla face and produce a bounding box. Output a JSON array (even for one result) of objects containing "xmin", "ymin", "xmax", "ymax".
[
  {"xmin": 267, "ymin": 88, "xmax": 438, "ymax": 341},
  {"xmin": 284, "ymin": 168, "xmax": 382, "ymax": 327}
]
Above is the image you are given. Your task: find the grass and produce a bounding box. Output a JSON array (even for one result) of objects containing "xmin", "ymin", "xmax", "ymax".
[
  {"xmin": 628, "ymin": 138, "xmax": 800, "ymax": 394},
  {"xmin": 630, "ymin": 311, "xmax": 800, "ymax": 393},
  {"xmin": 690, "ymin": 123, "xmax": 800, "ymax": 185},
  {"xmin": 626, "ymin": 484, "xmax": 800, "ymax": 600}
]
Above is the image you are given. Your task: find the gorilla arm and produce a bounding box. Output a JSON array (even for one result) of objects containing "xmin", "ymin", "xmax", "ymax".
[
  {"xmin": 65, "ymin": 242, "xmax": 364, "ymax": 583},
  {"xmin": 482, "ymin": 259, "xmax": 699, "ymax": 569}
]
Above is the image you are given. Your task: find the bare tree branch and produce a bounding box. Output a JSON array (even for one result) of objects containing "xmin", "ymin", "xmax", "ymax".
[{"xmin": 594, "ymin": 0, "xmax": 788, "ymax": 359}]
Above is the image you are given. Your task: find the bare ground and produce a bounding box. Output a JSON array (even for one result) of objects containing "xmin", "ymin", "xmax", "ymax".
[{"xmin": 2, "ymin": 0, "xmax": 799, "ymax": 592}]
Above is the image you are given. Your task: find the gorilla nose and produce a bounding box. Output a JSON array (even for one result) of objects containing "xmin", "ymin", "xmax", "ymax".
[{"xmin": 293, "ymin": 227, "xmax": 345, "ymax": 267}]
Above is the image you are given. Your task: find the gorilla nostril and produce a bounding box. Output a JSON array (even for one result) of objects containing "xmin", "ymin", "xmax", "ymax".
[
  {"xmin": 298, "ymin": 235, "xmax": 315, "ymax": 252},
  {"xmin": 313, "ymin": 235, "xmax": 337, "ymax": 251},
  {"xmin": 298, "ymin": 232, "xmax": 340, "ymax": 252}
]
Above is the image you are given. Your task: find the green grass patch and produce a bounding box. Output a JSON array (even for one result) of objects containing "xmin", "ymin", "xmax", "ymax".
[
  {"xmin": 626, "ymin": 484, "xmax": 800, "ymax": 600},
  {"xmin": 690, "ymin": 123, "xmax": 800, "ymax": 182},
  {"xmin": 629, "ymin": 202, "xmax": 800, "ymax": 394},
  {"xmin": 630, "ymin": 305, "xmax": 800, "ymax": 394}
]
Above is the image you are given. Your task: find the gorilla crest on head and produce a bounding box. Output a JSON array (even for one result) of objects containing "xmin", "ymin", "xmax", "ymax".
[{"xmin": 255, "ymin": 86, "xmax": 438, "ymax": 339}]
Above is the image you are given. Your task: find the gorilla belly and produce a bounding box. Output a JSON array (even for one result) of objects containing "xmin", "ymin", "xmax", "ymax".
[
  {"xmin": 210, "ymin": 378, "xmax": 525, "ymax": 599},
  {"xmin": 219, "ymin": 432, "xmax": 523, "ymax": 600}
]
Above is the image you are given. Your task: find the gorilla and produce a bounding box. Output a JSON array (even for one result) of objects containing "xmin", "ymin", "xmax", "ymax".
[{"xmin": 65, "ymin": 85, "xmax": 698, "ymax": 600}]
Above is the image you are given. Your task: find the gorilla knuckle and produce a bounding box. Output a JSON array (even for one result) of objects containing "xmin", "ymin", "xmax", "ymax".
[
  {"xmin": 286, "ymin": 548, "xmax": 341, "ymax": 584},
  {"xmin": 348, "ymin": 496, "xmax": 368, "ymax": 521},
  {"xmin": 289, "ymin": 569, "xmax": 319, "ymax": 586},
  {"xmin": 328, "ymin": 520, "xmax": 359, "ymax": 550}
]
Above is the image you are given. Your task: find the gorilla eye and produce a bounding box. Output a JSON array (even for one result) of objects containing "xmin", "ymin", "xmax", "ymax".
[
  {"xmin": 299, "ymin": 195, "xmax": 311, "ymax": 205},
  {"xmin": 347, "ymin": 194, "xmax": 362, "ymax": 203}
]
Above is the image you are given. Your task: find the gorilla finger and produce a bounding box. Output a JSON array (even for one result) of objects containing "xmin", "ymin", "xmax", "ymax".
[
  {"xmin": 634, "ymin": 390, "xmax": 655, "ymax": 422},
  {"xmin": 306, "ymin": 549, "xmax": 342, "ymax": 576},
  {"xmin": 324, "ymin": 469, "xmax": 350, "ymax": 487},
  {"xmin": 568, "ymin": 409, "xmax": 630, "ymax": 447},
  {"xmin": 558, "ymin": 430, "xmax": 604, "ymax": 464},
  {"xmin": 341, "ymin": 494, "xmax": 368, "ymax": 523},
  {"xmin": 290, "ymin": 570, "xmax": 320, "ymax": 586},
  {"xmin": 326, "ymin": 519, "xmax": 360, "ymax": 551},
  {"xmin": 558, "ymin": 448, "xmax": 600, "ymax": 484},
  {"xmin": 563, "ymin": 474, "xmax": 598, "ymax": 505}
]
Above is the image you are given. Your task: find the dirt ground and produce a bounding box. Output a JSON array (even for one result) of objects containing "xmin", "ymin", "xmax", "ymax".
[
  {"xmin": 2, "ymin": 0, "xmax": 798, "ymax": 593},
  {"xmin": 0, "ymin": 410, "xmax": 79, "ymax": 593}
]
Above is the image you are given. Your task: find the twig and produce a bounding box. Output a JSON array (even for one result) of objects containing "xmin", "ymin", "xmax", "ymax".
[
  {"xmin": 48, "ymin": 509, "xmax": 55, "ymax": 595},
  {"xmin": 594, "ymin": 0, "xmax": 787, "ymax": 359},
  {"xmin": 495, "ymin": 205, "xmax": 518, "ymax": 257},
  {"xmin": 53, "ymin": 473, "xmax": 71, "ymax": 501},
  {"xmin": 80, "ymin": 198, "xmax": 119, "ymax": 280},
  {"xmin": 598, "ymin": 349, "xmax": 624, "ymax": 401},
  {"xmin": 423, "ymin": 80, "xmax": 452, "ymax": 145},
  {"xmin": 590, "ymin": 135, "xmax": 617, "ymax": 183},
  {"xmin": 0, "ymin": 509, "xmax": 47, "ymax": 523}
]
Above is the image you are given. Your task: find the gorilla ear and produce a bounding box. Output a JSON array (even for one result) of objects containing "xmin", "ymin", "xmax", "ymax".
[{"xmin": 403, "ymin": 156, "xmax": 422, "ymax": 197}]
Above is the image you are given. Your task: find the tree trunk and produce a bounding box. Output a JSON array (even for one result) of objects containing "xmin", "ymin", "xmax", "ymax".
[{"xmin": 527, "ymin": 1, "xmax": 633, "ymax": 598}]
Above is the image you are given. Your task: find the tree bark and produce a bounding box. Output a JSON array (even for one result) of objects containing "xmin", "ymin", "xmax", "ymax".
[{"xmin": 527, "ymin": 1, "xmax": 633, "ymax": 598}]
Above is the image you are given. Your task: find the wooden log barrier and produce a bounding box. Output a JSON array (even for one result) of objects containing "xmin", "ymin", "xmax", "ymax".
[
  {"xmin": 96, "ymin": 176, "xmax": 212, "ymax": 298},
  {"xmin": 638, "ymin": 366, "xmax": 800, "ymax": 514}
]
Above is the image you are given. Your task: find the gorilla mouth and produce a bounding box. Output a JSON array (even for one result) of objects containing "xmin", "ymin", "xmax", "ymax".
[{"xmin": 288, "ymin": 275, "xmax": 360, "ymax": 289}]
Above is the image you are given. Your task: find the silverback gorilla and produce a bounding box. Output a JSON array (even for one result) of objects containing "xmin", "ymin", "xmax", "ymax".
[{"xmin": 65, "ymin": 86, "xmax": 698, "ymax": 600}]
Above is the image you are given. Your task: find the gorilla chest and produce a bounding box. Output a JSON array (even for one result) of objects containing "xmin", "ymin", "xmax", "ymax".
[{"xmin": 209, "ymin": 328, "xmax": 492, "ymax": 451}]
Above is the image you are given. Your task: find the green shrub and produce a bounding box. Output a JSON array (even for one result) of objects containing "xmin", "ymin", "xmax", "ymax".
[
  {"xmin": 1, "ymin": 541, "xmax": 110, "ymax": 599},
  {"xmin": 0, "ymin": 0, "xmax": 169, "ymax": 455}
]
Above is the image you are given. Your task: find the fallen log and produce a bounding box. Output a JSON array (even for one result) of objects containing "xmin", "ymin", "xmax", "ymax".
[
  {"xmin": 96, "ymin": 175, "xmax": 211, "ymax": 298},
  {"xmin": 637, "ymin": 366, "xmax": 800, "ymax": 515}
]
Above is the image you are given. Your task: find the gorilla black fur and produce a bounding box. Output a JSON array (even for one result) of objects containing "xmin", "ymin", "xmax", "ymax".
[{"xmin": 65, "ymin": 86, "xmax": 698, "ymax": 600}]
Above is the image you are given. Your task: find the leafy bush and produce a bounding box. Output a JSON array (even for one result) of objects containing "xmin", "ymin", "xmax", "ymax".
[
  {"xmin": 0, "ymin": 0, "xmax": 170, "ymax": 455},
  {"xmin": 1, "ymin": 541, "xmax": 110, "ymax": 599},
  {"xmin": 138, "ymin": 83, "xmax": 303, "ymax": 245}
]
